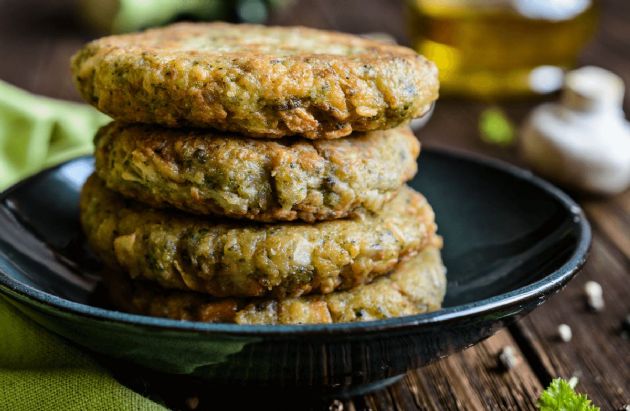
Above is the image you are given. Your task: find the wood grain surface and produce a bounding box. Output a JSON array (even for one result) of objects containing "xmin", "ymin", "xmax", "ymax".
[{"xmin": 0, "ymin": 0, "xmax": 628, "ymax": 409}]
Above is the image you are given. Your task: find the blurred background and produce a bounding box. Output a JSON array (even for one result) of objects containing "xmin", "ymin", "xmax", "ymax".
[
  {"xmin": 3, "ymin": 0, "xmax": 626, "ymax": 101},
  {"xmin": 0, "ymin": 0, "xmax": 628, "ymax": 194}
]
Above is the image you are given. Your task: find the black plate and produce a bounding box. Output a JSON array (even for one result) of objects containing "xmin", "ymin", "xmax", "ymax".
[{"xmin": 0, "ymin": 148, "xmax": 590, "ymax": 392}]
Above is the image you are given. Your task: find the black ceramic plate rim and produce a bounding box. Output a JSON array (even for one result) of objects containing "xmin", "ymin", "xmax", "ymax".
[{"xmin": 0, "ymin": 148, "xmax": 591, "ymax": 337}]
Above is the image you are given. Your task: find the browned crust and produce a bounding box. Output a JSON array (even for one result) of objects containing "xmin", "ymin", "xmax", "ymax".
[
  {"xmin": 102, "ymin": 245, "xmax": 446, "ymax": 325},
  {"xmin": 71, "ymin": 22, "xmax": 439, "ymax": 138},
  {"xmin": 94, "ymin": 122, "xmax": 420, "ymax": 222}
]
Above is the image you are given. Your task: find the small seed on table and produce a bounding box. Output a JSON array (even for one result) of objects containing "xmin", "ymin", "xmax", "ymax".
[
  {"xmin": 329, "ymin": 399, "xmax": 344, "ymax": 411},
  {"xmin": 498, "ymin": 346, "xmax": 518, "ymax": 370},
  {"xmin": 584, "ymin": 281, "xmax": 604, "ymax": 312},
  {"xmin": 558, "ymin": 324, "xmax": 573, "ymax": 342}
]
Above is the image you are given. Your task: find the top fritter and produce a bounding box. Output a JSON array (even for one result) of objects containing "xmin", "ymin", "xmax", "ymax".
[{"xmin": 71, "ymin": 23, "xmax": 439, "ymax": 139}]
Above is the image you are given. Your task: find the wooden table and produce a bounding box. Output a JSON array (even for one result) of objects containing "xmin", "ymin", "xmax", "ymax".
[{"xmin": 1, "ymin": 0, "xmax": 628, "ymax": 409}]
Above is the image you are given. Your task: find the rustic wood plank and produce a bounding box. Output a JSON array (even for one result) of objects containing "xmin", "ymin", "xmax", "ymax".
[
  {"xmin": 514, "ymin": 230, "xmax": 630, "ymax": 410},
  {"xmin": 341, "ymin": 329, "xmax": 542, "ymax": 411},
  {"xmin": 616, "ymin": 190, "xmax": 630, "ymax": 216},
  {"xmin": 583, "ymin": 199, "xmax": 630, "ymax": 261},
  {"xmin": 0, "ymin": 0, "xmax": 85, "ymax": 100}
]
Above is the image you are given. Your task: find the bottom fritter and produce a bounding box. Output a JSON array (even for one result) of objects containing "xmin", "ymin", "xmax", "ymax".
[{"xmin": 101, "ymin": 246, "xmax": 446, "ymax": 325}]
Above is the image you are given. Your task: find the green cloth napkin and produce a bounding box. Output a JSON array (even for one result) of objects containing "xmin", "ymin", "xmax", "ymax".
[
  {"xmin": 0, "ymin": 82, "xmax": 164, "ymax": 409},
  {"xmin": 0, "ymin": 298, "xmax": 166, "ymax": 410},
  {"xmin": 0, "ymin": 79, "xmax": 110, "ymax": 190}
]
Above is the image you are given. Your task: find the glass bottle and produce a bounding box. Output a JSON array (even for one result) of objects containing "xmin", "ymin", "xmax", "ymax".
[{"xmin": 406, "ymin": 0, "xmax": 599, "ymax": 98}]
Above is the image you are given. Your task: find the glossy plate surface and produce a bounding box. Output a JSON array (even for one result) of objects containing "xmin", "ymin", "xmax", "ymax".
[{"xmin": 0, "ymin": 148, "xmax": 590, "ymax": 388}]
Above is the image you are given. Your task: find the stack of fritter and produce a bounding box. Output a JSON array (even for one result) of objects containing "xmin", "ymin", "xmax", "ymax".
[{"xmin": 71, "ymin": 23, "xmax": 444, "ymax": 325}]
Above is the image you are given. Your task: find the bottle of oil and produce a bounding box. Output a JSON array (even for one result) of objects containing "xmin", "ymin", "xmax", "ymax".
[{"xmin": 406, "ymin": 0, "xmax": 599, "ymax": 98}]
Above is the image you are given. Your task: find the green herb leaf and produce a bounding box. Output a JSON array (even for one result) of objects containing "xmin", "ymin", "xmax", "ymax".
[
  {"xmin": 537, "ymin": 379, "xmax": 599, "ymax": 411},
  {"xmin": 479, "ymin": 107, "xmax": 515, "ymax": 146}
]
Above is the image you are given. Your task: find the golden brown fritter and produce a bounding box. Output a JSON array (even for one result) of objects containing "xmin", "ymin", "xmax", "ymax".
[
  {"xmin": 81, "ymin": 175, "xmax": 438, "ymax": 298},
  {"xmin": 71, "ymin": 22, "xmax": 439, "ymax": 139},
  {"xmin": 94, "ymin": 122, "xmax": 420, "ymax": 222},
  {"xmin": 102, "ymin": 246, "xmax": 446, "ymax": 325}
]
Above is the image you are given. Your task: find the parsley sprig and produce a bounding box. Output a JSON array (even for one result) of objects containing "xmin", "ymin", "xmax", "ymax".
[{"xmin": 537, "ymin": 379, "xmax": 599, "ymax": 411}]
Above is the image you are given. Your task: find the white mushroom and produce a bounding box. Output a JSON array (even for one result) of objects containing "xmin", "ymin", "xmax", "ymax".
[{"xmin": 521, "ymin": 66, "xmax": 630, "ymax": 195}]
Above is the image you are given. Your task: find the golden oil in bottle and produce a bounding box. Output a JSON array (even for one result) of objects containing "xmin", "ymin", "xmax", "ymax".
[{"xmin": 406, "ymin": 0, "xmax": 599, "ymax": 98}]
